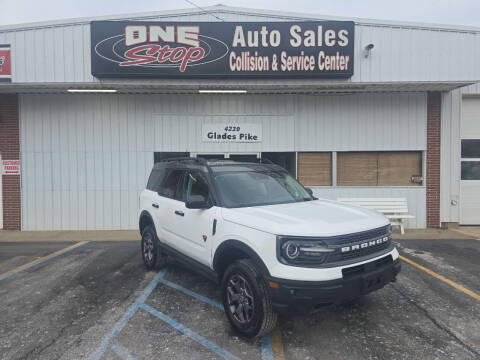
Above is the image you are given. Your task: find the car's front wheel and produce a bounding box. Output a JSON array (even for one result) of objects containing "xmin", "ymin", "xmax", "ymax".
[
  {"xmin": 141, "ymin": 225, "xmax": 167, "ymax": 270},
  {"xmin": 221, "ymin": 259, "xmax": 277, "ymax": 338}
]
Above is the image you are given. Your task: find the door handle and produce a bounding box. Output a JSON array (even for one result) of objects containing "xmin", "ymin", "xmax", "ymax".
[
  {"xmin": 152, "ymin": 203, "xmax": 159, "ymax": 209},
  {"xmin": 174, "ymin": 210, "xmax": 184, "ymax": 216}
]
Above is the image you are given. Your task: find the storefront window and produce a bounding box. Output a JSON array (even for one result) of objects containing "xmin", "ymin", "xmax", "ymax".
[
  {"xmin": 297, "ymin": 152, "xmax": 332, "ymax": 186},
  {"xmin": 337, "ymin": 152, "xmax": 422, "ymax": 186},
  {"xmin": 262, "ymin": 152, "xmax": 296, "ymax": 176}
]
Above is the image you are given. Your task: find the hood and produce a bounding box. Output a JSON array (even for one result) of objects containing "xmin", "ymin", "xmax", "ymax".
[{"xmin": 221, "ymin": 199, "xmax": 389, "ymax": 237}]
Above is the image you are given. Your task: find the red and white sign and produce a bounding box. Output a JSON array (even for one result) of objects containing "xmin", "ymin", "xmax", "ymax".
[
  {"xmin": 0, "ymin": 45, "xmax": 12, "ymax": 82},
  {"xmin": 1, "ymin": 160, "xmax": 20, "ymax": 175}
]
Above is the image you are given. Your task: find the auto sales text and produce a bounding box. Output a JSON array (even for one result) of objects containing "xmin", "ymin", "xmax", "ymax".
[{"xmin": 229, "ymin": 25, "xmax": 351, "ymax": 73}]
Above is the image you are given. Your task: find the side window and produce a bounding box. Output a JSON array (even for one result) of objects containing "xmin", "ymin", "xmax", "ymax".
[
  {"xmin": 183, "ymin": 171, "xmax": 211, "ymax": 203},
  {"xmin": 159, "ymin": 169, "xmax": 185, "ymax": 200},
  {"xmin": 146, "ymin": 168, "xmax": 166, "ymax": 191}
]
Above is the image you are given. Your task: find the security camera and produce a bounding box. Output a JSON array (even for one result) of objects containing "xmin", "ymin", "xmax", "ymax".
[{"xmin": 364, "ymin": 43, "xmax": 375, "ymax": 58}]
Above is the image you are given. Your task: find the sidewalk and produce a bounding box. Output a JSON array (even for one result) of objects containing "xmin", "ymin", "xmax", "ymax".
[
  {"xmin": 447, "ymin": 226, "xmax": 480, "ymax": 239},
  {"xmin": 392, "ymin": 228, "xmax": 475, "ymax": 240},
  {"xmin": 0, "ymin": 228, "xmax": 475, "ymax": 242},
  {"xmin": 0, "ymin": 230, "xmax": 141, "ymax": 242}
]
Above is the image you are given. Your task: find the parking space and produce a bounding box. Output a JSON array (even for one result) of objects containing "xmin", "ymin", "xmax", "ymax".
[
  {"xmin": 0, "ymin": 242, "xmax": 78, "ymax": 274},
  {"xmin": 0, "ymin": 238, "xmax": 479, "ymax": 360}
]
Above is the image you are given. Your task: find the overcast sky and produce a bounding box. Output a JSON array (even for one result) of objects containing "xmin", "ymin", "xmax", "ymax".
[{"xmin": 1, "ymin": 0, "xmax": 479, "ymax": 27}]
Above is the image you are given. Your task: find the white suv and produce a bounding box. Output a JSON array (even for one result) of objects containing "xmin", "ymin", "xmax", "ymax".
[{"xmin": 139, "ymin": 158, "xmax": 401, "ymax": 337}]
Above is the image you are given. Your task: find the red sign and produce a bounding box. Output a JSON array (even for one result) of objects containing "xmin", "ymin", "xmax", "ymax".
[
  {"xmin": 2, "ymin": 160, "xmax": 20, "ymax": 175},
  {"xmin": 0, "ymin": 45, "xmax": 11, "ymax": 82}
]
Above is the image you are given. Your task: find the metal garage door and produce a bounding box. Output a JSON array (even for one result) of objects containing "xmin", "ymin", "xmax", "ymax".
[{"xmin": 460, "ymin": 97, "xmax": 480, "ymax": 225}]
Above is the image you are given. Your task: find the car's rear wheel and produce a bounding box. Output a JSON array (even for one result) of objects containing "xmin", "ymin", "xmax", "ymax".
[
  {"xmin": 221, "ymin": 259, "xmax": 277, "ymax": 338},
  {"xmin": 141, "ymin": 225, "xmax": 167, "ymax": 270}
]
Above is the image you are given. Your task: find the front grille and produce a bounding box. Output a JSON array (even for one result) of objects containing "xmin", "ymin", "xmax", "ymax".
[
  {"xmin": 322, "ymin": 225, "xmax": 390, "ymax": 245},
  {"xmin": 323, "ymin": 225, "xmax": 391, "ymax": 265}
]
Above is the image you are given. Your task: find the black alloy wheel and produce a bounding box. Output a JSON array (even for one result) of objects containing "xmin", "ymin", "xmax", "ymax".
[
  {"xmin": 141, "ymin": 225, "xmax": 167, "ymax": 270},
  {"xmin": 221, "ymin": 259, "xmax": 277, "ymax": 338},
  {"xmin": 226, "ymin": 274, "xmax": 255, "ymax": 324}
]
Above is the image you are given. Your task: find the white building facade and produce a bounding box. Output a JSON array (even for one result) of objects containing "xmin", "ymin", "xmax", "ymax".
[{"xmin": 0, "ymin": 6, "xmax": 479, "ymax": 230}]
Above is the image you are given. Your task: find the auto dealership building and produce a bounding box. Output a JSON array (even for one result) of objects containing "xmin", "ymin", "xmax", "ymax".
[{"xmin": 0, "ymin": 5, "xmax": 479, "ymax": 231}]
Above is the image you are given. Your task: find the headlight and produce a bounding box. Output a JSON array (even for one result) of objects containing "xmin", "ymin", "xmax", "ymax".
[{"xmin": 277, "ymin": 236, "xmax": 334, "ymax": 266}]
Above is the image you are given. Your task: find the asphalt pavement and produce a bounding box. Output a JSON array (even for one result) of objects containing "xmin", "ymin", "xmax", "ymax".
[{"xmin": 0, "ymin": 236, "xmax": 479, "ymax": 360}]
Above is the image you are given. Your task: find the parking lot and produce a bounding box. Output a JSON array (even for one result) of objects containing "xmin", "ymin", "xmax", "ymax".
[{"xmin": 0, "ymin": 235, "xmax": 479, "ymax": 360}]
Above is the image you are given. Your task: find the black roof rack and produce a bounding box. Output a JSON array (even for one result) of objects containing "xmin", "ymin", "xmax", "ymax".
[
  {"xmin": 257, "ymin": 158, "xmax": 274, "ymax": 165},
  {"xmin": 159, "ymin": 157, "xmax": 207, "ymax": 165},
  {"xmin": 157, "ymin": 156, "xmax": 279, "ymax": 170}
]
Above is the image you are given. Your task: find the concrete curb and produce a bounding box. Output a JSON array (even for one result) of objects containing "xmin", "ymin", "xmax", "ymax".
[{"xmin": 0, "ymin": 230, "xmax": 140, "ymax": 242}]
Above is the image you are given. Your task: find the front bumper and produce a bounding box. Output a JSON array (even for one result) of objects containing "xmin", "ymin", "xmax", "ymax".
[{"xmin": 266, "ymin": 254, "xmax": 401, "ymax": 314}]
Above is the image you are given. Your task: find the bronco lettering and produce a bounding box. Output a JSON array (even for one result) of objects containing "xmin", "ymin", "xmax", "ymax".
[{"xmin": 341, "ymin": 236, "xmax": 389, "ymax": 253}]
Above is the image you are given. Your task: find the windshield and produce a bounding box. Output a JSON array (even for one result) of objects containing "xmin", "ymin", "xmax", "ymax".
[{"xmin": 214, "ymin": 170, "xmax": 313, "ymax": 208}]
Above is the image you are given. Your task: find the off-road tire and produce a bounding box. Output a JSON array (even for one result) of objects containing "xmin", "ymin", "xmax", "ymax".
[
  {"xmin": 141, "ymin": 225, "xmax": 167, "ymax": 270},
  {"xmin": 221, "ymin": 259, "xmax": 277, "ymax": 338}
]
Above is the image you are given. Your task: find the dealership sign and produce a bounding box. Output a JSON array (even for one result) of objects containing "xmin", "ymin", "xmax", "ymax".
[
  {"xmin": 0, "ymin": 45, "xmax": 12, "ymax": 82},
  {"xmin": 202, "ymin": 124, "xmax": 262, "ymax": 143},
  {"xmin": 91, "ymin": 21, "xmax": 354, "ymax": 78}
]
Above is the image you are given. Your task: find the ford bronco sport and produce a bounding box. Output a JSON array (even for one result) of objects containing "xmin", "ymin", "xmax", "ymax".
[{"xmin": 138, "ymin": 157, "xmax": 401, "ymax": 337}]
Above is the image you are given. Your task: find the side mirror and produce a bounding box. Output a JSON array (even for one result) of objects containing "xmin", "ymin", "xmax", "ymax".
[
  {"xmin": 185, "ymin": 194, "xmax": 212, "ymax": 209},
  {"xmin": 306, "ymin": 187, "xmax": 314, "ymax": 197}
]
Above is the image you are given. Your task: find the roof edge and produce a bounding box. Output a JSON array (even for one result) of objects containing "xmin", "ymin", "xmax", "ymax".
[{"xmin": 1, "ymin": 5, "xmax": 480, "ymax": 34}]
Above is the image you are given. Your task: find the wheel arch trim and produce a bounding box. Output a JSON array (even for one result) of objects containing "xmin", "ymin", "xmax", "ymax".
[
  {"xmin": 139, "ymin": 210, "xmax": 154, "ymax": 235},
  {"xmin": 213, "ymin": 239, "xmax": 271, "ymax": 277}
]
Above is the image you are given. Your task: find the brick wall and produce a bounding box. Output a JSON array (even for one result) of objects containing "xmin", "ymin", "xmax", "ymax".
[
  {"xmin": 0, "ymin": 94, "xmax": 21, "ymax": 230},
  {"xmin": 426, "ymin": 92, "xmax": 441, "ymax": 228}
]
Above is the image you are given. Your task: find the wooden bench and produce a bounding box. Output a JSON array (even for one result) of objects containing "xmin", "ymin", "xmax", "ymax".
[{"xmin": 337, "ymin": 198, "xmax": 415, "ymax": 234}]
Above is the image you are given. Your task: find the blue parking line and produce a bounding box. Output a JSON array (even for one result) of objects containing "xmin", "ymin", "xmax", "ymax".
[
  {"xmin": 157, "ymin": 276, "xmax": 223, "ymax": 310},
  {"xmin": 157, "ymin": 274, "xmax": 274, "ymax": 360},
  {"xmin": 90, "ymin": 267, "xmax": 274, "ymax": 360},
  {"xmin": 141, "ymin": 303, "xmax": 241, "ymax": 360},
  {"xmin": 110, "ymin": 342, "xmax": 137, "ymax": 360},
  {"xmin": 89, "ymin": 269, "xmax": 167, "ymax": 360},
  {"xmin": 261, "ymin": 335, "xmax": 274, "ymax": 360},
  {"xmin": 0, "ymin": 241, "xmax": 89, "ymax": 281}
]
